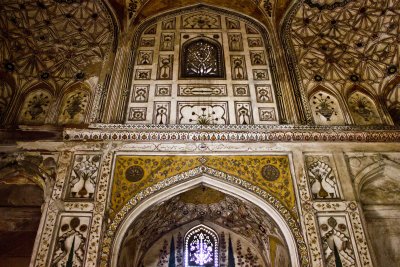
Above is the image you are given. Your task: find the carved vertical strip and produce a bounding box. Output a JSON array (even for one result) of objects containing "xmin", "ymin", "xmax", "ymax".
[
  {"xmin": 32, "ymin": 151, "xmax": 73, "ymax": 266},
  {"xmin": 85, "ymin": 149, "xmax": 114, "ymax": 266}
]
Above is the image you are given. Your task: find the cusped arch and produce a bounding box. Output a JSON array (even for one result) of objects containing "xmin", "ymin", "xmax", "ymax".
[{"xmin": 105, "ymin": 171, "xmax": 307, "ymax": 267}]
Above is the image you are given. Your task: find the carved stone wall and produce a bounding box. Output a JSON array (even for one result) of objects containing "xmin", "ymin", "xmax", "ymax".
[
  {"xmin": 24, "ymin": 140, "xmax": 385, "ymax": 267},
  {"xmin": 125, "ymin": 8, "xmax": 280, "ymax": 125}
]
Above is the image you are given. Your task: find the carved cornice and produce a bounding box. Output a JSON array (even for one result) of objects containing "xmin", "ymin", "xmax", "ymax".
[{"xmin": 64, "ymin": 124, "xmax": 400, "ymax": 142}]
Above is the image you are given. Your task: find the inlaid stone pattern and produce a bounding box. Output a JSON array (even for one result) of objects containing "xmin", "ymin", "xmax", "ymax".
[
  {"xmin": 51, "ymin": 215, "xmax": 91, "ymax": 267},
  {"xmin": 304, "ymin": 154, "xmax": 341, "ymax": 200},
  {"xmin": 317, "ymin": 215, "xmax": 356, "ymax": 266},
  {"xmin": 126, "ymin": 8, "xmax": 279, "ymax": 124},
  {"xmin": 67, "ymin": 154, "xmax": 101, "ymax": 200}
]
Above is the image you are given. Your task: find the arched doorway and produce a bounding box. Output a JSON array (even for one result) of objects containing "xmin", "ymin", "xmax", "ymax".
[{"xmin": 109, "ymin": 175, "xmax": 302, "ymax": 267}]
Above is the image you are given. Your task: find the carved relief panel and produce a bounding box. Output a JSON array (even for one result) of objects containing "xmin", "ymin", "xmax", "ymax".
[
  {"xmin": 66, "ymin": 154, "xmax": 101, "ymax": 200},
  {"xmin": 304, "ymin": 154, "xmax": 342, "ymax": 200},
  {"xmin": 348, "ymin": 91, "xmax": 382, "ymax": 125},
  {"xmin": 310, "ymin": 91, "xmax": 346, "ymax": 125},
  {"xmin": 126, "ymin": 7, "xmax": 279, "ymax": 124},
  {"xmin": 58, "ymin": 86, "xmax": 90, "ymax": 125},
  {"xmin": 19, "ymin": 89, "xmax": 53, "ymax": 125},
  {"xmin": 51, "ymin": 214, "xmax": 91, "ymax": 267}
]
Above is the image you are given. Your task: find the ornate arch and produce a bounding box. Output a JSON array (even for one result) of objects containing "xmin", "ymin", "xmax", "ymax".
[{"xmin": 103, "ymin": 167, "xmax": 308, "ymax": 267}]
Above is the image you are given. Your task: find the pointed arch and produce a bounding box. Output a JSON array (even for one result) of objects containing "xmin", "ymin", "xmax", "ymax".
[{"xmin": 105, "ymin": 169, "xmax": 306, "ymax": 267}]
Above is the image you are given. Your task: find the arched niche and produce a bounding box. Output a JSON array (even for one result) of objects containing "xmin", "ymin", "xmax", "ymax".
[
  {"xmin": 309, "ymin": 88, "xmax": 346, "ymax": 125},
  {"xmin": 123, "ymin": 5, "xmax": 283, "ymax": 125},
  {"xmin": 109, "ymin": 176, "xmax": 300, "ymax": 267},
  {"xmin": 58, "ymin": 83, "xmax": 91, "ymax": 125},
  {"xmin": 386, "ymin": 84, "xmax": 400, "ymax": 125},
  {"xmin": 354, "ymin": 159, "xmax": 400, "ymax": 205},
  {"xmin": 180, "ymin": 37, "xmax": 225, "ymax": 79},
  {"xmin": 347, "ymin": 90, "xmax": 382, "ymax": 125},
  {"xmin": 352, "ymin": 158, "xmax": 400, "ymax": 266},
  {"xmin": 18, "ymin": 89, "xmax": 53, "ymax": 125}
]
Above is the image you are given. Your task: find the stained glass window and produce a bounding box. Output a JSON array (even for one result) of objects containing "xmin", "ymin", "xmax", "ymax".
[
  {"xmin": 181, "ymin": 38, "xmax": 224, "ymax": 78},
  {"xmin": 185, "ymin": 225, "xmax": 219, "ymax": 267}
]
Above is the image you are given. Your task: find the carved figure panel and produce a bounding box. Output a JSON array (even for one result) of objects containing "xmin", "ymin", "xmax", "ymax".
[
  {"xmin": 245, "ymin": 24, "xmax": 259, "ymax": 34},
  {"xmin": 255, "ymin": 85, "xmax": 273, "ymax": 103},
  {"xmin": 233, "ymin": 85, "xmax": 250, "ymax": 96},
  {"xmin": 155, "ymin": 85, "xmax": 172, "ymax": 96},
  {"xmin": 231, "ymin": 56, "xmax": 247, "ymax": 80},
  {"xmin": 67, "ymin": 154, "xmax": 101, "ymax": 200},
  {"xmin": 228, "ymin": 33, "xmax": 243, "ymax": 51},
  {"xmin": 135, "ymin": 69, "xmax": 151, "ymax": 80},
  {"xmin": 178, "ymin": 85, "xmax": 227, "ymax": 96},
  {"xmin": 305, "ymin": 154, "xmax": 341, "ymax": 200},
  {"xmin": 253, "ymin": 69, "xmax": 269, "ymax": 80},
  {"xmin": 153, "ymin": 102, "xmax": 171, "ymax": 125},
  {"xmin": 182, "ymin": 13, "xmax": 221, "ymax": 29},
  {"xmin": 19, "ymin": 90, "xmax": 52, "ymax": 125},
  {"xmin": 58, "ymin": 89, "xmax": 89, "ymax": 125},
  {"xmin": 51, "ymin": 215, "xmax": 91, "ymax": 267},
  {"xmin": 348, "ymin": 91, "xmax": 382, "ymax": 125},
  {"xmin": 181, "ymin": 38, "xmax": 224, "ymax": 78},
  {"xmin": 250, "ymin": 51, "xmax": 266, "ymax": 65},
  {"xmin": 131, "ymin": 85, "xmax": 149, "ymax": 103},
  {"xmin": 178, "ymin": 102, "xmax": 228, "ymax": 125},
  {"xmin": 248, "ymin": 37, "xmax": 263, "ymax": 47},
  {"xmin": 310, "ymin": 91, "xmax": 345, "ymax": 125},
  {"xmin": 137, "ymin": 51, "xmax": 153, "ymax": 65},
  {"xmin": 258, "ymin": 107, "xmax": 276, "ymax": 121},
  {"xmin": 128, "ymin": 107, "xmax": 147, "ymax": 121},
  {"xmin": 317, "ymin": 215, "xmax": 356, "ymax": 266},
  {"xmin": 162, "ymin": 18, "xmax": 176, "ymax": 30},
  {"xmin": 235, "ymin": 102, "xmax": 253, "ymax": 125},
  {"xmin": 226, "ymin": 18, "xmax": 240, "ymax": 29},
  {"xmin": 158, "ymin": 55, "xmax": 174, "ymax": 80},
  {"xmin": 140, "ymin": 37, "xmax": 155, "ymax": 47},
  {"xmin": 160, "ymin": 33, "xmax": 175, "ymax": 51}
]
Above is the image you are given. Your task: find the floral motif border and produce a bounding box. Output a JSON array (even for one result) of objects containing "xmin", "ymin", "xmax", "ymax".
[{"xmin": 64, "ymin": 126, "xmax": 400, "ymax": 142}]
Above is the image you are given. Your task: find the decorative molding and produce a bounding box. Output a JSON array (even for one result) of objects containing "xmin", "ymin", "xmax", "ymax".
[{"xmin": 64, "ymin": 124, "xmax": 400, "ymax": 142}]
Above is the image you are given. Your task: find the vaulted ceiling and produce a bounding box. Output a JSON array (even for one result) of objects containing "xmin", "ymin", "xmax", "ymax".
[
  {"xmin": 289, "ymin": 0, "xmax": 400, "ymax": 97},
  {"xmin": 0, "ymin": 0, "xmax": 117, "ymax": 91},
  {"xmin": 1, "ymin": 0, "xmax": 400, "ymax": 124}
]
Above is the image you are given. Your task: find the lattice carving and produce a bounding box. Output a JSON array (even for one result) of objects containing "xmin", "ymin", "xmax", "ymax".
[
  {"xmin": 0, "ymin": 0, "xmax": 115, "ymax": 87},
  {"xmin": 0, "ymin": 80, "xmax": 13, "ymax": 122}
]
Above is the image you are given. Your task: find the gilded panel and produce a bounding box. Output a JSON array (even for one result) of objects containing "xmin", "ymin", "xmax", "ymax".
[{"xmin": 110, "ymin": 155, "xmax": 295, "ymax": 219}]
